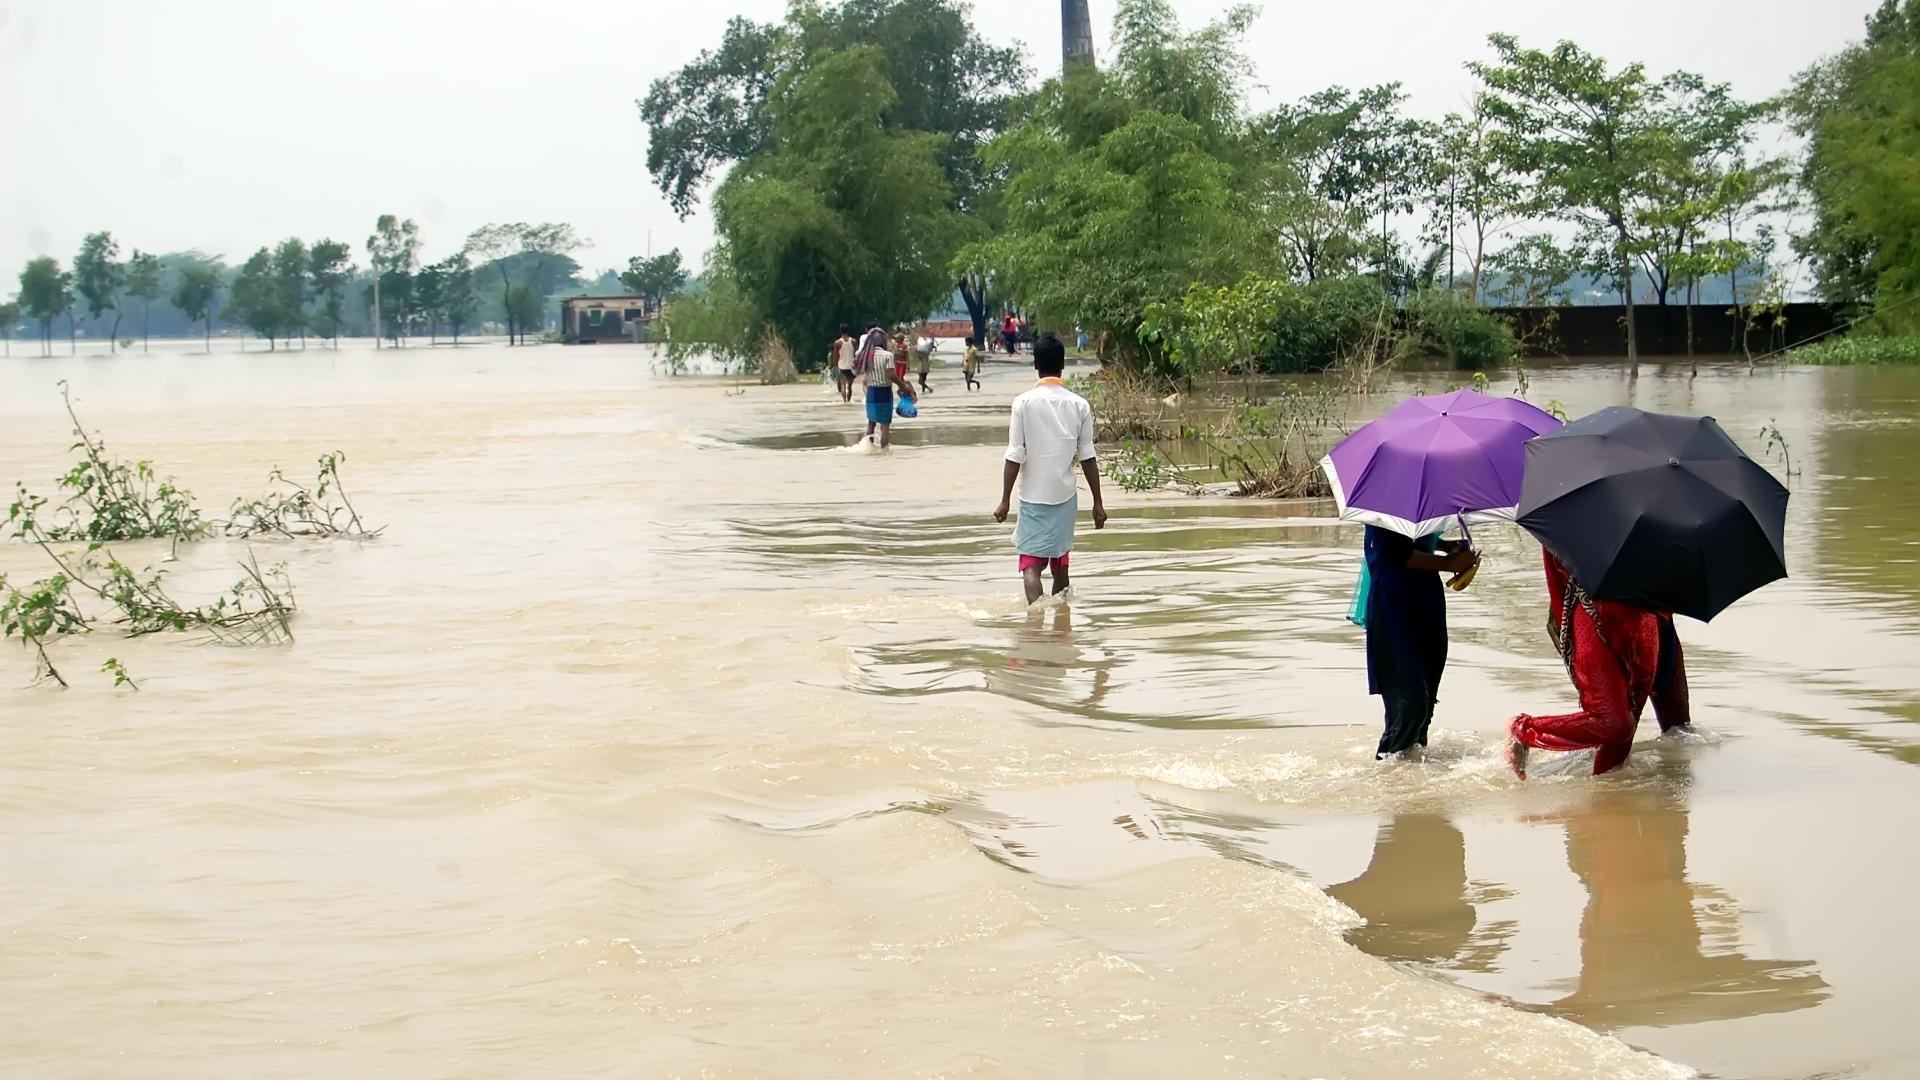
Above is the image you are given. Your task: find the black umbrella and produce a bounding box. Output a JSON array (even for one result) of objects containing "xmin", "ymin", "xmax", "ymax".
[{"xmin": 1515, "ymin": 407, "xmax": 1789, "ymax": 622}]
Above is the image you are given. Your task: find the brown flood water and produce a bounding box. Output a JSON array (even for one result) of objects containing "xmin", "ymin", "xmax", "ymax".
[{"xmin": 1, "ymin": 344, "xmax": 1917, "ymax": 1079}]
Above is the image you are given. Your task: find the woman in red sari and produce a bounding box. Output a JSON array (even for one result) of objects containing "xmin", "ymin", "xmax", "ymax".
[{"xmin": 1505, "ymin": 550, "xmax": 1692, "ymax": 779}]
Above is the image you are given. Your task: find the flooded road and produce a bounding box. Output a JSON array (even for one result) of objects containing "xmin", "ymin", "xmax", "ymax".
[{"xmin": 1, "ymin": 344, "xmax": 1916, "ymax": 1079}]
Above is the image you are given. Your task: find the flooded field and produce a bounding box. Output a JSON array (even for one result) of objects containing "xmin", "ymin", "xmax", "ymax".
[{"xmin": 1, "ymin": 343, "xmax": 1916, "ymax": 1079}]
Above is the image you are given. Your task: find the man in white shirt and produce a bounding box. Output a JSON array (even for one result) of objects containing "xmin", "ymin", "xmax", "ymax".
[
  {"xmin": 833, "ymin": 324, "xmax": 857, "ymax": 403},
  {"xmin": 993, "ymin": 332, "xmax": 1107, "ymax": 604}
]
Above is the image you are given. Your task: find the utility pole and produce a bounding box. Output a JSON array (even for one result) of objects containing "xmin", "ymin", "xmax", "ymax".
[{"xmin": 1061, "ymin": 0, "xmax": 1094, "ymax": 73}]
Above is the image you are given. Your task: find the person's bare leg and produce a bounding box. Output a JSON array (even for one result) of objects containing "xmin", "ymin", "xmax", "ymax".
[
  {"xmin": 1052, "ymin": 564, "xmax": 1071, "ymax": 596},
  {"xmin": 878, "ymin": 423, "xmax": 891, "ymax": 449},
  {"xmin": 865, "ymin": 419, "xmax": 876, "ymax": 443},
  {"xmin": 1022, "ymin": 566, "xmax": 1044, "ymax": 605}
]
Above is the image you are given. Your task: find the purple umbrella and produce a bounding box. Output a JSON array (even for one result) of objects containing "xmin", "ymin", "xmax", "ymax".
[{"xmin": 1320, "ymin": 389, "xmax": 1563, "ymax": 538}]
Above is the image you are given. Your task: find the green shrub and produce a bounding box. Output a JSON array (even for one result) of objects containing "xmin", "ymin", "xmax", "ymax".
[
  {"xmin": 1791, "ymin": 333, "xmax": 1920, "ymax": 365},
  {"xmin": 1265, "ymin": 276, "xmax": 1393, "ymax": 374},
  {"xmin": 1400, "ymin": 290, "xmax": 1517, "ymax": 370}
]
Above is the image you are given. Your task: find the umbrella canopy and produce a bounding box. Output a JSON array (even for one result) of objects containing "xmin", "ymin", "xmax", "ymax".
[
  {"xmin": 1321, "ymin": 389, "xmax": 1563, "ymax": 538},
  {"xmin": 1515, "ymin": 406, "xmax": 1789, "ymax": 622}
]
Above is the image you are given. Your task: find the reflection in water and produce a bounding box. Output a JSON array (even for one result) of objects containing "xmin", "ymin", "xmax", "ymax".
[
  {"xmin": 1539, "ymin": 781, "xmax": 1828, "ymax": 1031},
  {"xmin": 993, "ymin": 602, "xmax": 1114, "ymax": 711},
  {"xmin": 1329, "ymin": 815, "xmax": 1510, "ymax": 970}
]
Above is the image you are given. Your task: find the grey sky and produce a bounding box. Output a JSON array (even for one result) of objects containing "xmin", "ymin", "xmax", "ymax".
[{"xmin": 0, "ymin": 0, "xmax": 1879, "ymax": 279}]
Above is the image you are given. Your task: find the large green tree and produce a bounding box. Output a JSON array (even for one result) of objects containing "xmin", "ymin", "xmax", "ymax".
[
  {"xmin": 227, "ymin": 247, "xmax": 291, "ymax": 349},
  {"xmin": 74, "ymin": 231, "xmax": 127, "ymax": 352},
  {"xmin": 366, "ymin": 215, "xmax": 420, "ymax": 347},
  {"xmin": 1471, "ymin": 34, "xmax": 1674, "ymax": 364},
  {"xmin": 18, "ymin": 256, "xmax": 71, "ymax": 356},
  {"xmin": 272, "ymin": 238, "xmax": 310, "ymax": 348},
  {"xmin": 958, "ymin": 0, "xmax": 1257, "ymax": 368},
  {"xmin": 465, "ymin": 222, "xmax": 585, "ymax": 344},
  {"xmin": 171, "ymin": 258, "xmax": 222, "ymax": 352},
  {"xmin": 1420, "ymin": 99, "xmax": 1525, "ymax": 303},
  {"xmin": 713, "ymin": 46, "xmax": 959, "ymax": 366},
  {"xmin": 1790, "ymin": 0, "xmax": 1920, "ymax": 324},
  {"xmin": 308, "ymin": 240, "xmax": 353, "ymax": 347},
  {"xmin": 640, "ymin": 1, "xmax": 1027, "ymax": 218},
  {"xmin": 620, "ymin": 249, "xmax": 689, "ymax": 308},
  {"xmin": 124, "ymin": 250, "xmax": 164, "ymax": 352}
]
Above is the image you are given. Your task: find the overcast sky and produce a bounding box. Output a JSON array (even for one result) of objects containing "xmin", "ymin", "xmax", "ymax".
[{"xmin": 0, "ymin": 0, "xmax": 1880, "ymax": 278}]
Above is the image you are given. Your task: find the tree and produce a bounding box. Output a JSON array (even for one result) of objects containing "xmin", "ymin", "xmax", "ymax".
[
  {"xmin": 124, "ymin": 250, "xmax": 164, "ymax": 352},
  {"xmin": 0, "ymin": 299, "xmax": 20, "ymax": 357},
  {"xmin": 1630, "ymin": 74, "xmax": 1770, "ymax": 310},
  {"xmin": 1471, "ymin": 34, "xmax": 1670, "ymax": 367},
  {"xmin": 640, "ymin": 2, "xmax": 1027, "ymax": 219},
  {"xmin": 714, "ymin": 45, "xmax": 960, "ymax": 368},
  {"xmin": 171, "ymin": 259, "xmax": 222, "ymax": 352},
  {"xmin": 619, "ymin": 249, "xmax": 689, "ymax": 308},
  {"xmin": 465, "ymin": 222, "xmax": 587, "ymax": 344},
  {"xmin": 272, "ymin": 238, "xmax": 310, "ymax": 348},
  {"xmin": 74, "ymin": 231, "xmax": 127, "ymax": 352},
  {"xmin": 1789, "ymin": 0, "xmax": 1920, "ymax": 325},
  {"xmin": 1257, "ymin": 84, "xmax": 1420, "ymax": 285},
  {"xmin": 432, "ymin": 254, "xmax": 477, "ymax": 345},
  {"xmin": 227, "ymin": 248, "xmax": 289, "ymax": 349},
  {"xmin": 366, "ymin": 215, "xmax": 420, "ymax": 347},
  {"xmin": 18, "ymin": 256, "xmax": 71, "ymax": 357},
  {"xmin": 1488, "ymin": 234, "xmax": 1584, "ymax": 306},
  {"xmin": 958, "ymin": 0, "xmax": 1257, "ymax": 369},
  {"xmin": 308, "ymin": 240, "xmax": 353, "ymax": 347},
  {"xmin": 1421, "ymin": 100, "xmax": 1525, "ymax": 303}
]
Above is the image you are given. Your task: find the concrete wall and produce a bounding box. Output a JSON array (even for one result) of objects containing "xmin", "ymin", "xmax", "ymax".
[{"xmin": 1499, "ymin": 303, "xmax": 1846, "ymax": 358}]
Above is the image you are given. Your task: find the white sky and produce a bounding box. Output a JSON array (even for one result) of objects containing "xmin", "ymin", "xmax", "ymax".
[{"xmin": 0, "ymin": 0, "xmax": 1880, "ymax": 278}]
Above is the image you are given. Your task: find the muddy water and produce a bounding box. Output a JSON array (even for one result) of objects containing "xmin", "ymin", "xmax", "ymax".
[{"xmin": 1, "ymin": 344, "xmax": 1916, "ymax": 1079}]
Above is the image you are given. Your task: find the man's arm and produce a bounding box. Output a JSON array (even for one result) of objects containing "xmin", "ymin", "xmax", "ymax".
[
  {"xmin": 996, "ymin": 401, "xmax": 1026, "ymax": 522},
  {"xmin": 1077, "ymin": 401, "xmax": 1105, "ymax": 529},
  {"xmin": 1082, "ymin": 456, "xmax": 1107, "ymax": 529},
  {"xmin": 995, "ymin": 460, "xmax": 1021, "ymax": 523}
]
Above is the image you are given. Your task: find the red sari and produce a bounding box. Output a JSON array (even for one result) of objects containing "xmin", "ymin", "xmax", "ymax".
[{"xmin": 1510, "ymin": 551, "xmax": 1691, "ymax": 774}]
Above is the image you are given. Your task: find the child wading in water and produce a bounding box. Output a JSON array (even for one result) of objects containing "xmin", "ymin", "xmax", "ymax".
[
  {"xmin": 963, "ymin": 337, "xmax": 982, "ymax": 391},
  {"xmin": 994, "ymin": 333, "xmax": 1106, "ymax": 603}
]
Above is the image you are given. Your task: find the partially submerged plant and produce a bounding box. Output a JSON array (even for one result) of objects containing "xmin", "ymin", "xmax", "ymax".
[
  {"xmin": 0, "ymin": 572, "xmax": 88, "ymax": 687},
  {"xmin": 6, "ymin": 382, "xmax": 209, "ymax": 545},
  {"xmin": 225, "ymin": 453, "xmax": 381, "ymax": 540}
]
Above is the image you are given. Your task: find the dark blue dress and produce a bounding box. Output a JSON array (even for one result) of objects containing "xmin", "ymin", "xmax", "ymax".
[{"xmin": 1364, "ymin": 527, "xmax": 1448, "ymax": 757}]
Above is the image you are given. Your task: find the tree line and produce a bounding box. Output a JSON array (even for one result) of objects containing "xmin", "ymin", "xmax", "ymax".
[
  {"xmin": 642, "ymin": 0, "xmax": 1920, "ymax": 375},
  {"xmin": 4, "ymin": 220, "xmax": 693, "ymax": 355}
]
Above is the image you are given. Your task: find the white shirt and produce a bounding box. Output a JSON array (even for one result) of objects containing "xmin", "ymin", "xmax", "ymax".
[
  {"xmin": 1005, "ymin": 379, "xmax": 1096, "ymax": 506},
  {"xmin": 865, "ymin": 349, "xmax": 895, "ymax": 389},
  {"xmin": 835, "ymin": 336, "xmax": 856, "ymax": 371}
]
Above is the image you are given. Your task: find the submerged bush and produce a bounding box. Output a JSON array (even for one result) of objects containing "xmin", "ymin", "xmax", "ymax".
[
  {"xmin": 1791, "ymin": 333, "xmax": 1920, "ymax": 365},
  {"xmin": 1399, "ymin": 290, "xmax": 1518, "ymax": 370}
]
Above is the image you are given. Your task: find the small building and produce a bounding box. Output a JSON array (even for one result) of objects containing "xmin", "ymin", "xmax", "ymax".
[{"xmin": 561, "ymin": 295, "xmax": 654, "ymax": 344}]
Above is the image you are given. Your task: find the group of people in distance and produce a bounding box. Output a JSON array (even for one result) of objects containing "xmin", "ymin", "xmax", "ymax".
[
  {"xmin": 830, "ymin": 323, "xmax": 990, "ymax": 449},
  {"xmin": 1362, "ymin": 524, "xmax": 1694, "ymax": 781}
]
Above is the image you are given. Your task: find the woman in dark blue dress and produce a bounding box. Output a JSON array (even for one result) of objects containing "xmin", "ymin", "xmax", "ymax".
[{"xmin": 1364, "ymin": 526, "xmax": 1474, "ymax": 758}]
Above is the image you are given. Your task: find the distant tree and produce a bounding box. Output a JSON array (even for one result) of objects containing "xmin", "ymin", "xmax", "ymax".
[
  {"xmin": 1421, "ymin": 100, "xmax": 1525, "ymax": 303},
  {"xmin": 124, "ymin": 250, "xmax": 164, "ymax": 352},
  {"xmin": 1488, "ymin": 234, "xmax": 1585, "ymax": 307},
  {"xmin": 171, "ymin": 259, "xmax": 223, "ymax": 352},
  {"xmin": 0, "ymin": 299, "xmax": 20, "ymax": 357},
  {"xmin": 619, "ymin": 249, "xmax": 689, "ymax": 308},
  {"xmin": 74, "ymin": 231, "xmax": 128, "ymax": 352},
  {"xmin": 640, "ymin": 3, "xmax": 1027, "ymax": 219},
  {"xmin": 434, "ymin": 253, "xmax": 477, "ymax": 345},
  {"xmin": 1789, "ymin": 0, "xmax": 1920, "ymax": 324},
  {"xmin": 1471, "ymin": 34, "xmax": 1670, "ymax": 366},
  {"xmin": 465, "ymin": 222, "xmax": 588, "ymax": 344},
  {"xmin": 227, "ymin": 248, "xmax": 289, "ymax": 349},
  {"xmin": 1257, "ymin": 84, "xmax": 1417, "ymax": 284},
  {"xmin": 414, "ymin": 260, "xmax": 446, "ymax": 344},
  {"xmin": 307, "ymin": 239, "xmax": 353, "ymax": 347},
  {"xmin": 366, "ymin": 215, "xmax": 420, "ymax": 347},
  {"xmin": 18, "ymin": 256, "xmax": 72, "ymax": 356},
  {"xmin": 272, "ymin": 238, "xmax": 310, "ymax": 348}
]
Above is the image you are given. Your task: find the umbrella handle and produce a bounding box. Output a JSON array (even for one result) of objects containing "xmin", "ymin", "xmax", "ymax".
[{"xmin": 1457, "ymin": 513, "xmax": 1474, "ymax": 549}]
